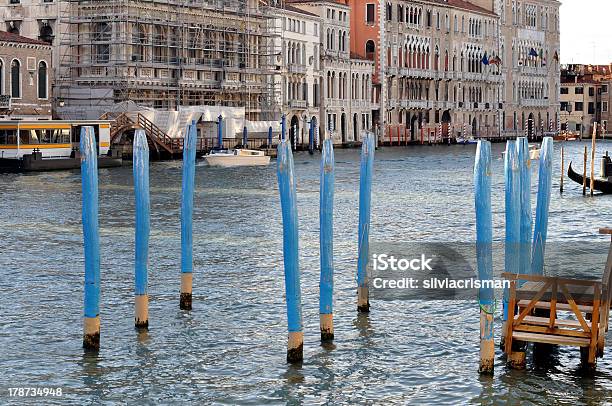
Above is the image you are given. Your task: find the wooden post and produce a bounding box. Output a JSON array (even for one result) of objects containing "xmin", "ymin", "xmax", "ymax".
[
  {"xmin": 81, "ymin": 126, "xmax": 101, "ymax": 351},
  {"xmin": 133, "ymin": 129, "xmax": 150, "ymax": 328},
  {"xmin": 531, "ymin": 137, "xmax": 553, "ymax": 276},
  {"xmin": 281, "ymin": 114, "xmax": 286, "ymax": 141},
  {"xmin": 268, "ymin": 126, "xmax": 273, "ymax": 147},
  {"xmin": 217, "ymin": 115, "xmax": 223, "ymax": 148},
  {"xmin": 590, "ymin": 123, "xmax": 597, "ymax": 196},
  {"xmin": 583, "ymin": 145, "xmax": 588, "ymax": 195},
  {"xmin": 502, "ymin": 140, "xmax": 520, "ymax": 348},
  {"xmin": 357, "ymin": 132, "xmax": 375, "ymax": 313},
  {"xmin": 319, "ymin": 138, "xmax": 335, "ymax": 342},
  {"xmin": 243, "ymin": 125, "xmax": 248, "ymax": 148},
  {"xmin": 560, "ymin": 145, "xmax": 564, "ymax": 194},
  {"xmin": 474, "ymin": 140, "xmax": 494, "ymax": 375},
  {"xmin": 277, "ymin": 139, "xmax": 303, "ymax": 363},
  {"xmin": 309, "ymin": 119, "xmax": 314, "ymax": 154},
  {"xmin": 180, "ymin": 123, "xmax": 197, "ymax": 310}
]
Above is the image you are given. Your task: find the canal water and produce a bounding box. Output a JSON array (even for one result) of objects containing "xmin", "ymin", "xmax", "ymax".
[{"xmin": 1, "ymin": 140, "xmax": 611, "ymax": 404}]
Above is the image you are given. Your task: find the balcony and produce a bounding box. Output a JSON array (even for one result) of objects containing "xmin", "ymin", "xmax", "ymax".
[
  {"xmin": 0, "ymin": 95, "xmax": 10, "ymax": 109},
  {"xmin": 398, "ymin": 100, "xmax": 429, "ymax": 109},
  {"xmin": 521, "ymin": 98, "xmax": 550, "ymax": 108},
  {"xmin": 326, "ymin": 99, "xmax": 349, "ymax": 108},
  {"xmin": 287, "ymin": 100, "xmax": 307, "ymax": 110},
  {"xmin": 519, "ymin": 65, "xmax": 548, "ymax": 76},
  {"xmin": 399, "ymin": 68, "xmax": 435, "ymax": 80},
  {"xmin": 287, "ymin": 64, "xmax": 306, "ymax": 74}
]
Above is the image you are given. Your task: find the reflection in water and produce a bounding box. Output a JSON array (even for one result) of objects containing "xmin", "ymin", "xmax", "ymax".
[{"xmin": 1, "ymin": 143, "xmax": 612, "ymax": 402}]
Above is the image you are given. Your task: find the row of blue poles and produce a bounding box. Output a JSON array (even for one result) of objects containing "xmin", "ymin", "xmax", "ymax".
[
  {"xmin": 277, "ymin": 121, "xmax": 375, "ymax": 362},
  {"xmin": 475, "ymin": 136, "xmax": 553, "ymax": 373}
]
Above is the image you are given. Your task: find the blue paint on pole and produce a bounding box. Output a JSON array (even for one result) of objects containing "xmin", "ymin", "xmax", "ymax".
[
  {"xmin": 180, "ymin": 122, "xmax": 197, "ymax": 310},
  {"xmin": 309, "ymin": 120, "xmax": 315, "ymax": 155},
  {"xmin": 82, "ymin": 126, "xmax": 100, "ymax": 319},
  {"xmin": 217, "ymin": 115, "xmax": 223, "ymax": 149},
  {"xmin": 268, "ymin": 126, "xmax": 273, "ymax": 147},
  {"xmin": 277, "ymin": 139, "xmax": 302, "ymax": 331},
  {"xmin": 281, "ymin": 114, "xmax": 286, "ymax": 141},
  {"xmin": 531, "ymin": 137, "xmax": 553, "ymax": 276},
  {"xmin": 503, "ymin": 141, "xmax": 520, "ymax": 323},
  {"xmin": 319, "ymin": 139, "xmax": 334, "ymax": 340},
  {"xmin": 243, "ymin": 125, "xmax": 248, "ymax": 148},
  {"xmin": 516, "ymin": 137, "xmax": 532, "ymax": 275},
  {"xmin": 133, "ymin": 129, "xmax": 150, "ymax": 297},
  {"xmin": 475, "ymin": 140, "xmax": 493, "ymax": 308},
  {"xmin": 357, "ymin": 132, "xmax": 375, "ymax": 312}
]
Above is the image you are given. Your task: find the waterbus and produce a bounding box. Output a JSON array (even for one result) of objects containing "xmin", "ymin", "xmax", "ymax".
[{"xmin": 0, "ymin": 120, "xmax": 121, "ymax": 172}]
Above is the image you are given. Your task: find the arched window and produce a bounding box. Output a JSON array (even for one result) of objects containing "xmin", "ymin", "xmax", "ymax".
[
  {"xmin": 11, "ymin": 59, "xmax": 20, "ymax": 98},
  {"xmin": 38, "ymin": 61, "xmax": 48, "ymax": 99},
  {"xmin": 365, "ymin": 40, "xmax": 375, "ymax": 60},
  {"xmin": 39, "ymin": 24, "xmax": 54, "ymax": 44}
]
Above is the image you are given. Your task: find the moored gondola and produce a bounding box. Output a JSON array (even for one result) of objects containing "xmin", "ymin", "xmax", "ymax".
[{"xmin": 568, "ymin": 161, "xmax": 612, "ymax": 194}]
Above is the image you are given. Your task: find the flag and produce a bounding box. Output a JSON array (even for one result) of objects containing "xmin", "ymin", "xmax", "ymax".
[
  {"xmin": 529, "ymin": 48, "xmax": 538, "ymax": 57},
  {"xmin": 481, "ymin": 53, "xmax": 489, "ymax": 65}
]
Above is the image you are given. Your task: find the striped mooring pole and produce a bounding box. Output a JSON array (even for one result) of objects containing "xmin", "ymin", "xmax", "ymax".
[
  {"xmin": 133, "ymin": 129, "xmax": 150, "ymax": 328},
  {"xmin": 357, "ymin": 132, "xmax": 375, "ymax": 313},
  {"xmin": 277, "ymin": 137, "xmax": 303, "ymax": 363},
  {"xmin": 81, "ymin": 126, "xmax": 101, "ymax": 351},
  {"xmin": 319, "ymin": 138, "xmax": 335, "ymax": 341},
  {"xmin": 180, "ymin": 122, "xmax": 197, "ymax": 310}
]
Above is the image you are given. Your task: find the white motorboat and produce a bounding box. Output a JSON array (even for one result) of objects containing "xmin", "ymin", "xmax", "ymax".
[{"xmin": 204, "ymin": 148, "xmax": 271, "ymax": 167}]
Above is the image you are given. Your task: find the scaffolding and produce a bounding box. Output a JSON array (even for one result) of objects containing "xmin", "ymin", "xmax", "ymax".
[{"xmin": 57, "ymin": 0, "xmax": 281, "ymax": 120}]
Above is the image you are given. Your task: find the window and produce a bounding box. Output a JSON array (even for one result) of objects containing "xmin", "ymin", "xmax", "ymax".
[
  {"xmin": 603, "ymin": 85, "xmax": 608, "ymax": 93},
  {"xmin": 588, "ymin": 102, "xmax": 595, "ymax": 115},
  {"xmin": 38, "ymin": 61, "xmax": 48, "ymax": 99},
  {"xmin": 575, "ymin": 102, "xmax": 583, "ymax": 111},
  {"xmin": 603, "ymin": 102, "xmax": 608, "ymax": 112},
  {"xmin": 560, "ymin": 101, "xmax": 569, "ymax": 111},
  {"xmin": 560, "ymin": 87, "xmax": 568, "ymax": 94},
  {"xmin": 589, "ymin": 87, "xmax": 595, "ymax": 97},
  {"xmin": 10, "ymin": 59, "xmax": 20, "ymax": 98},
  {"xmin": 575, "ymin": 87, "xmax": 583, "ymax": 95},
  {"xmin": 366, "ymin": 4, "xmax": 375, "ymax": 24},
  {"xmin": 365, "ymin": 40, "xmax": 375, "ymax": 60},
  {"xmin": 39, "ymin": 24, "xmax": 54, "ymax": 44}
]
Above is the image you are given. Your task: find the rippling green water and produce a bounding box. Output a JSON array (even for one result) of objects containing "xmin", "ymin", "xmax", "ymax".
[{"xmin": 0, "ymin": 141, "xmax": 611, "ymax": 404}]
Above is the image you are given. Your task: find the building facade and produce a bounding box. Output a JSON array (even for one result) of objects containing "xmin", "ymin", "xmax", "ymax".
[{"xmin": 0, "ymin": 31, "xmax": 53, "ymax": 120}]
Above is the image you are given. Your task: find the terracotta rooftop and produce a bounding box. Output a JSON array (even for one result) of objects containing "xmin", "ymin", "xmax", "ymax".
[
  {"xmin": 431, "ymin": 0, "xmax": 497, "ymax": 17},
  {"xmin": 278, "ymin": 3, "xmax": 321, "ymax": 17},
  {"xmin": 0, "ymin": 31, "xmax": 50, "ymax": 47}
]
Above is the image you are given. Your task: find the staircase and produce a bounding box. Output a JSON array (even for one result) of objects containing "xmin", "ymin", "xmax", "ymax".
[{"xmin": 101, "ymin": 112, "xmax": 178, "ymax": 155}]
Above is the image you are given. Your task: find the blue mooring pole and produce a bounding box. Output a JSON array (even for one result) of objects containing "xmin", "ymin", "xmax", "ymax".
[
  {"xmin": 243, "ymin": 125, "xmax": 248, "ymax": 148},
  {"xmin": 180, "ymin": 122, "xmax": 197, "ymax": 310},
  {"xmin": 517, "ymin": 137, "xmax": 532, "ymax": 275},
  {"xmin": 276, "ymin": 138, "xmax": 303, "ymax": 363},
  {"xmin": 502, "ymin": 140, "xmax": 520, "ymax": 348},
  {"xmin": 281, "ymin": 114, "xmax": 286, "ymax": 141},
  {"xmin": 531, "ymin": 137, "xmax": 553, "ymax": 276},
  {"xmin": 309, "ymin": 120, "xmax": 315, "ymax": 155},
  {"xmin": 217, "ymin": 115, "xmax": 223, "ymax": 149},
  {"xmin": 81, "ymin": 126, "xmax": 101, "ymax": 351},
  {"xmin": 133, "ymin": 129, "xmax": 150, "ymax": 329},
  {"xmin": 357, "ymin": 132, "xmax": 375, "ymax": 313},
  {"xmin": 319, "ymin": 138, "xmax": 335, "ymax": 341},
  {"xmin": 268, "ymin": 126, "xmax": 273, "ymax": 147},
  {"xmin": 474, "ymin": 140, "xmax": 494, "ymax": 375}
]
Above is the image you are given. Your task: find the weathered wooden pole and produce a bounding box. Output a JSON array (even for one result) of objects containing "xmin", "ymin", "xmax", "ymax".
[
  {"xmin": 474, "ymin": 140, "xmax": 494, "ymax": 375},
  {"xmin": 590, "ymin": 123, "xmax": 597, "ymax": 196},
  {"xmin": 277, "ymin": 138, "xmax": 303, "ymax": 363},
  {"xmin": 180, "ymin": 123, "xmax": 197, "ymax": 310},
  {"xmin": 243, "ymin": 125, "xmax": 248, "ymax": 148},
  {"xmin": 560, "ymin": 145, "xmax": 564, "ymax": 194},
  {"xmin": 309, "ymin": 119, "xmax": 315, "ymax": 155},
  {"xmin": 81, "ymin": 126, "xmax": 101, "ymax": 351},
  {"xmin": 319, "ymin": 138, "xmax": 335, "ymax": 342},
  {"xmin": 357, "ymin": 132, "xmax": 375, "ymax": 313},
  {"xmin": 281, "ymin": 114, "xmax": 286, "ymax": 141},
  {"xmin": 217, "ymin": 115, "xmax": 223, "ymax": 148},
  {"xmin": 531, "ymin": 137, "xmax": 553, "ymax": 276},
  {"xmin": 583, "ymin": 145, "xmax": 588, "ymax": 195},
  {"xmin": 268, "ymin": 126, "xmax": 273, "ymax": 147},
  {"xmin": 133, "ymin": 129, "xmax": 150, "ymax": 329},
  {"xmin": 502, "ymin": 140, "xmax": 520, "ymax": 348}
]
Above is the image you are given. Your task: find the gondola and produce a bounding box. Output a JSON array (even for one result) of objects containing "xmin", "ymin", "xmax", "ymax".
[{"xmin": 568, "ymin": 162, "xmax": 612, "ymax": 194}]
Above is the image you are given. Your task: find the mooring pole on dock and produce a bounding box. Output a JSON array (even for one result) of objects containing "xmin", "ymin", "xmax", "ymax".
[
  {"xmin": 319, "ymin": 138, "xmax": 335, "ymax": 342},
  {"xmin": 502, "ymin": 140, "xmax": 520, "ymax": 349},
  {"xmin": 357, "ymin": 132, "xmax": 375, "ymax": 313},
  {"xmin": 81, "ymin": 126, "xmax": 101, "ymax": 351},
  {"xmin": 590, "ymin": 123, "xmax": 597, "ymax": 196},
  {"xmin": 309, "ymin": 119, "xmax": 315, "ymax": 155},
  {"xmin": 268, "ymin": 126, "xmax": 273, "ymax": 147},
  {"xmin": 583, "ymin": 145, "xmax": 588, "ymax": 195},
  {"xmin": 180, "ymin": 123, "xmax": 197, "ymax": 310},
  {"xmin": 217, "ymin": 115, "xmax": 223, "ymax": 149},
  {"xmin": 560, "ymin": 146, "xmax": 564, "ymax": 194},
  {"xmin": 281, "ymin": 114, "xmax": 286, "ymax": 141},
  {"xmin": 474, "ymin": 140, "xmax": 494, "ymax": 375},
  {"xmin": 531, "ymin": 137, "xmax": 553, "ymax": 276},
  {"xmin": 133, "ymin": 129, "xmax": 150, "ymax": 329},
  {"xmin": 243, "ymin": 125, "xmax": 248, "ymax": 148},
  {"xmin": 277, "ymin": 138, "xmax": 303, "ymax": 363}
]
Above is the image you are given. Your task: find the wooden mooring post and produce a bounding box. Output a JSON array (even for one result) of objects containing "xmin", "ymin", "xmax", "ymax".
[
  {"xmin": 560, "ymin": 146, "xmax": 564, "ymax": 194},
  {"xmin": 590, "ymin": 123, "xmax": 597, "ymax": 196},
  {"xmin": 474, "ymin": 140, "xmax": 494, "ymax": 375},
  {"xmin": 180, "ymin": 123, "xmax": 197, "ymax": 310},
  {"xmin": 502, "ymin": 140, "xmax": 520, "ymax": 348},
  {"xmin": 81, "ymin": 126, "xmax": 101, "ymax": 351},
  {"xmin": 531, "ymin": 137, "xmax": 553, "ymax": 276},
  {"xmin": 133, "ymin": 129, "xmax": 150, "ymax": 328},
  {"xmin": 583, "ymin": 146, "xmax": 588, "ymax": 196},
  {"xmin": 277, "ymin": 139, "xmax": 303, "ymax": 363},
  {"xmin": 319, "ymin": 138, "xmax": 335, "ymax": 342},
  {"xmin": 357, "ymin": 132, "xmax": 375, "ymax": 313}
]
